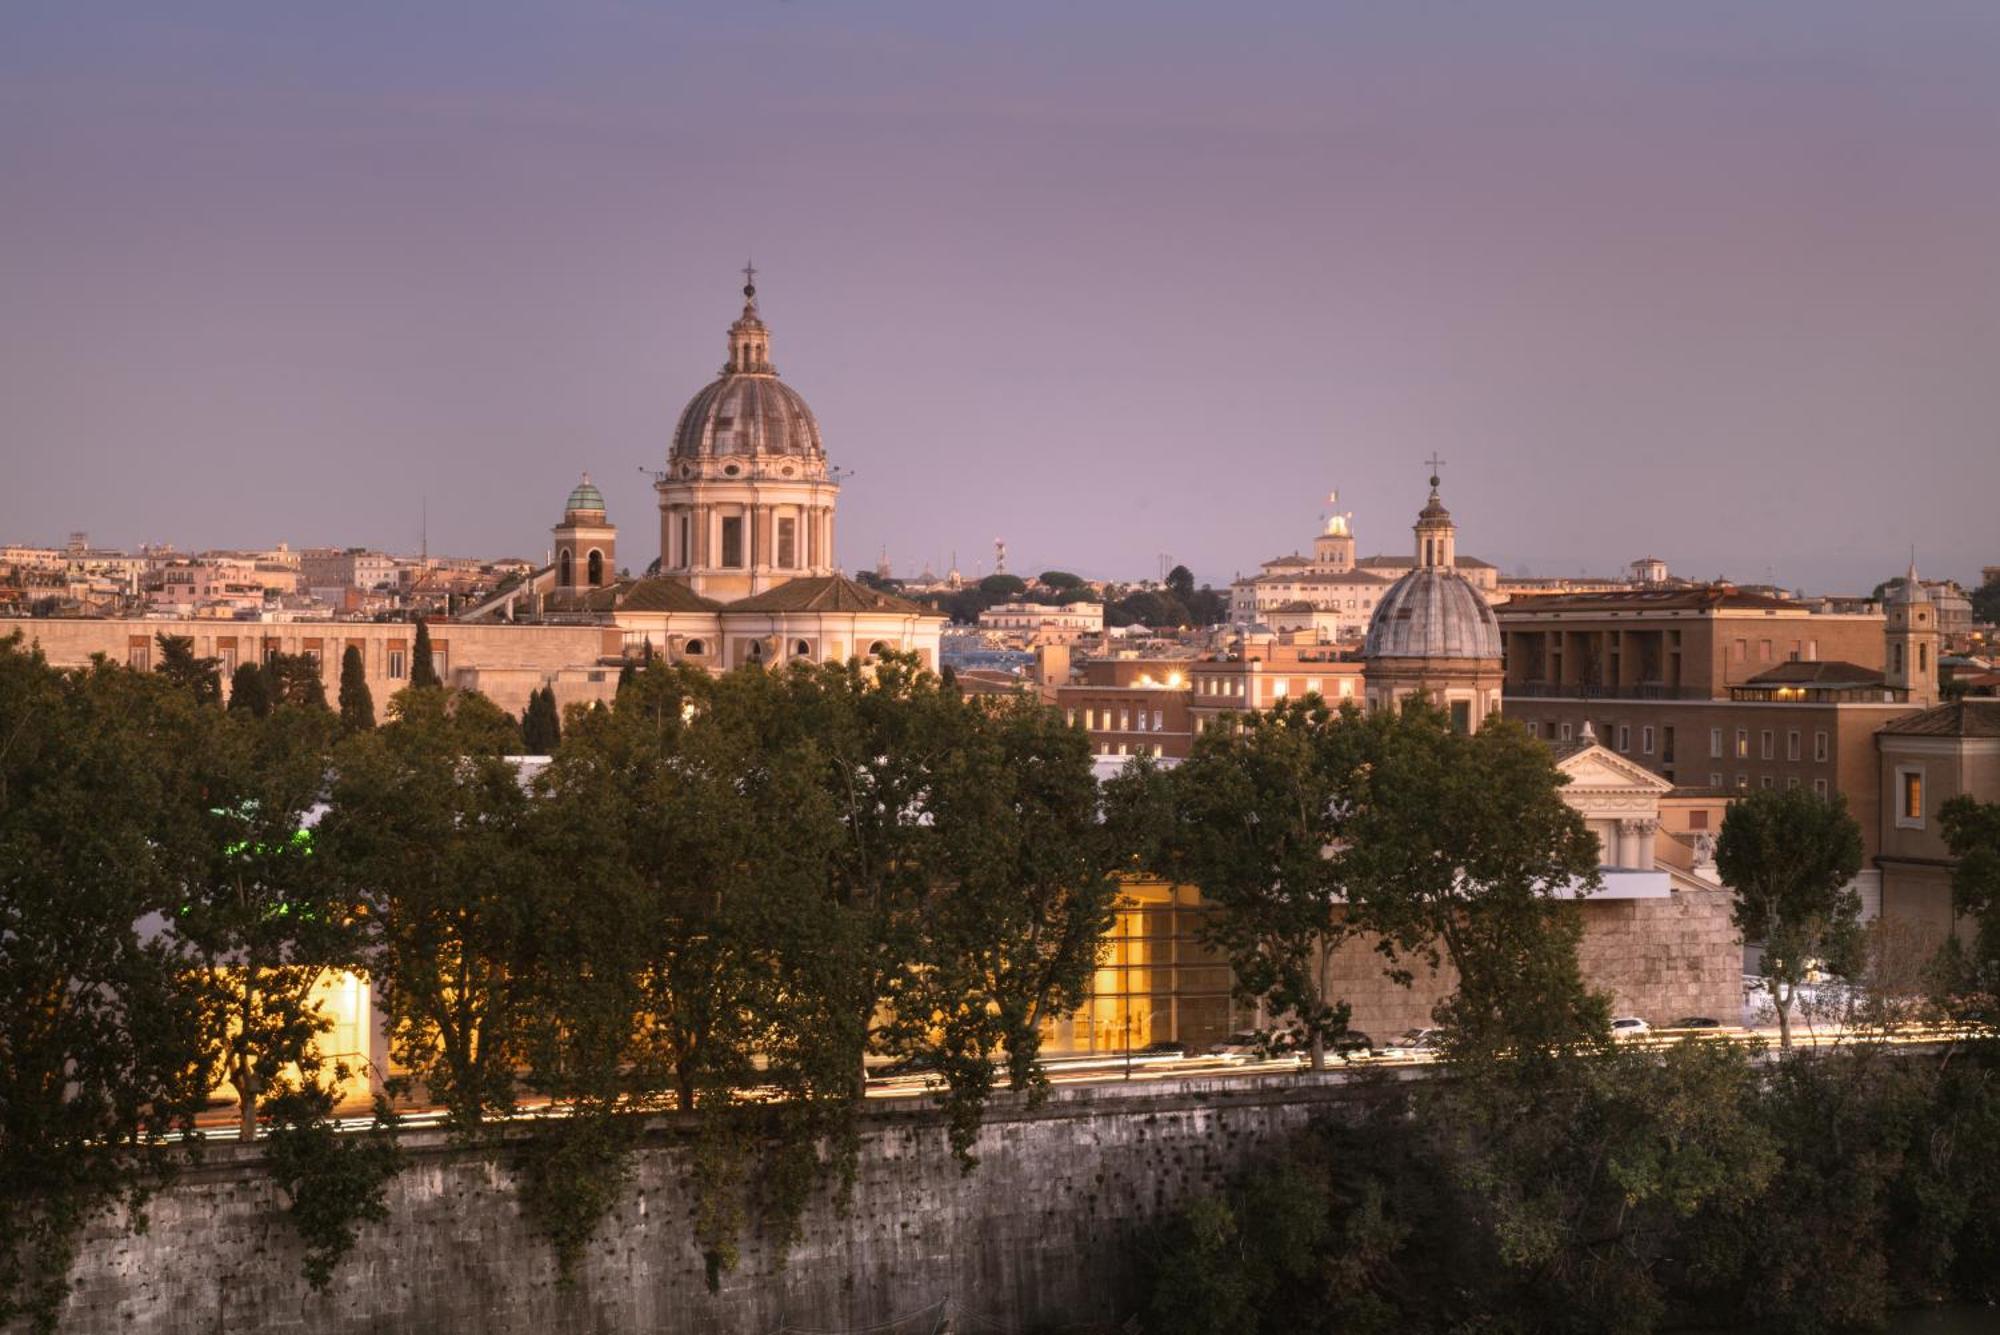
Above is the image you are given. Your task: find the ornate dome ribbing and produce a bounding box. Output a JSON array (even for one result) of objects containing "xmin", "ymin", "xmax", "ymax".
[
  {"xmin": 1362, "ymin": 568, "xmax": 1502, "ymax": 660},
  {"xmin": 668, "ymin": 278, "xmax": 824, "ymax": 463}
]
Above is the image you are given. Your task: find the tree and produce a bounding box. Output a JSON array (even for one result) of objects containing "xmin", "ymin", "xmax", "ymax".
[
  {"xmin": 1938, "ymin": 794, "xmax": 2000, "ymax": 1022},
  {"xmin": 337, "ymin": 645, "xmax": 374, "ymax": 732},
  {"xmin": 0, "ymin": 637, "xmax": 208, "ymax": 1331},
  {"xmin": 265, "ymin": 651, "xmax": 329, "ymax": 712},
  {"xmin": 168, "ymin": 705, "xmax": 363, "ymax": 1140},
  {"xmin": 1332, "ymin": 705, "xmax": 1607, "ymax": 1064},
  {"xmin": 324, "ymin": 688, "xmax": 535, "ymax": 1132},
  {"xmin": 154, "ymin": 633, "xmax": 221, "ymax": 706},
  {"xmin": 227, "ymin": 659, "xmax": 271, "ymax": 717},
  {"xmin": 409, "ymin": 621, "xmax": 441, "ymax": 690},
  {"xmin": 1972, "ymin": 576, "xmax": 2000, "ymax": 629},
  {"xmin": 978, "ymin": 573, "xmax": 1026, "ymax": 598},
  {"xmin": 521, "ymin": 686, "xmax": 562, "ymax": 754},
  {"xmin": 1161, "ymin": 696, "xmax": 1359, "ymax": 1070},
  {"xmin": 1037, "ymin": 570, "xmax": 1085, "ymax": 592},
  {"xmin": 1716, "ymin": 786, "xmax": 1865, "ymax": 1050},
  {"xmin": 1166, "ymin": 563, "xmax": 1196, "ymax": 602}
]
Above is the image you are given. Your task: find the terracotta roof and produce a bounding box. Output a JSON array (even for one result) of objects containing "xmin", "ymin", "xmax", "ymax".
[
  {"xmin": 1878, "ymin": 700, "xmax": 2000, "ymax": 738},
  {"xmin": 1262, "ymin": 554, "xmax": 1312, "ymax": 567},
  {"xmin": 1251, "ymin": 570, "xmax": 1392, "ymax": 587},
  {"xmin": 615, "ymin": 578, "xmax": 721, "ymax": 614},
  {"xmin": 1745, "ymin": 660, "xmax": 1884, "ymax": 687},
  {"xmin": 1355, "ymin": 554, "xmax": 1494, "ymax": 571},
  {"xmin": 724, "ymin": 575, "xmax": 944, "ymax": 616}
]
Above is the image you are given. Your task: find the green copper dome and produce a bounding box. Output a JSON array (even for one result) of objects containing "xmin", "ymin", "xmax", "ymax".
[{"xmin": 565, "ymin": 474, "xmax": 605, "ymax": 515}]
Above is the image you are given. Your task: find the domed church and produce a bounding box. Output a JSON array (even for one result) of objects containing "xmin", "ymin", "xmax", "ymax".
[
  {"xmin": 1361, "ymin": 469, "xmax": 1504, "ymax": 731},
  {"xmin": 463, "ymin": 271, "xmax": 944, "ymax": 673}
]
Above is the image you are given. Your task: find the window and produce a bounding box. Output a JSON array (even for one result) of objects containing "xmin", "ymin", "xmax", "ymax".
[
  {"xmin": 1688, "ymin": 810, "xmax": 1709, "ymax": 831},
  {"xmin": 127, "ymin": 642, "xmax": 150, "ymax": 672},
  {"xmin": 1787, "ymin": 776, "xmax": 1800, "ymax": 790},
  {"xmin": 1814, "ymin": 730, "xmax": 1829, "ymax": 763},
  {"xmin": 1526, "ymin": 721, "xmax": 1540, "ymax": 738},
  {"xmin": 1306, "ymin": 678, "xmax": 1321, "ymax": 696},
  {"xmin": 1641, "ymin": 725, "xmax": 1654, "ymax": 755},
  {"xmin": 1919, "ymin": 643, "xmax": 1930, "ymax": 673},
  {"xmin": 677, "ymin": 515, "xmax": 690, "ymax": 568},
  {"xmin": 1736, "ymin": 774, "xmax": 1750, "ymax": 790},
  {"xmin": 1710, "ymin": 772, "xmax": 1724, "ymax": 789},
  {"xmin": 1735, "ymin": 728, "xmax": 1749, "ymax": 759},
  {"xmin": 1732, "ymin": 639, "xmax": 1747, "ymax": 663},
  {"xmin": 1662, "ymin": 726, "xmax": 1676, "ymax": 762},
  {"xmin": 1710, "ymin": 727, "xmax": 1724, "ymax": 759},
  {"xmin": 794, "ymin": 639, "xmax": 812, "ymax": 657},
  {"xmin": 720, "ymin": 516, "xmax": 744, "ymax": 568},
  {"xmin": 388, "ymin": 649, "xmax": 407, "ymax": 680},
  {"xmin": 777, "ymin": 517, "xmax": 797, "ymax": 569},
  {"xmin": 559, "ymin": 550, "xmax": 573, "ymax": 586},
  {"xmin": 1119, "ymin": 709, "xmax": 1130, "ymax": 731},
  {"xmin": 1761, "ymin": 775, "xmax": 1774, "ymax": 790},
  {"xmin": 1815, "ymin": 778, "xmax": 1828, "ymax": 797},
  {"xmin": 1759, "ymin": 639, "xmax": 1773, "ymax": 662},
  {"xmin": 1560, "ymin": 722, "xmax": 1573, "ymax": 741},
  {"xmin": 1616, "ymin": 724, "xmax": 1630, "ymax": 752},
  {"xmin": 1787, "ymin": 729, "xmax": 1801, "ymax": 761},
  {"xmin": 587, "ymin": 550, "xmax": 604, "ymax": 586},
  {"xmin": 1760, "ymin": 729, "xmax": 1774, "ymax": 760},
  {"xmin": 1135, "ymin": 710, "xmax": 1148, "ymax": 732},
  {"xmin": 1272, "ymin": 680, "xmax": 1289, "ymax": 699},
  {"xmin": 1807, "ymin": 639, "xmax": 1819, "ymax": 661},
  {"xmin": 1450, "ymin": 699, "xmax": 1473, "ymax": 733},
  {"xmin": 1153, "ymin": 709, "xmax": 1164, "ymax": 731},
  {"xmin": 1897, "ymin": 768, "xmax": 1925, "ymax": 827}
]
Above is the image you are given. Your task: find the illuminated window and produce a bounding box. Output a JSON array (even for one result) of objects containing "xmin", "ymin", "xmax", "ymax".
[
  {"xmin": 1152, "ymin": 709, "xmax": 1163, "ymax": 730},
  {"xmin": 1736, "ymin": 773, "xmax": 1750, "ymax": 790},
  {"xmin": 1735, "ymin": 728, "xmax": 1749, "ymax": 759},
  {"xmin": 1897, "ymin": 768, "xmax": 1925, "ymax": 827}
]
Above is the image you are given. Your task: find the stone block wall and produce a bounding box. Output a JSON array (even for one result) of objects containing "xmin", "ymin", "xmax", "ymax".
[{"xmin": 42, "ymin": 1071, "xmax": 1415, "ymax": 1335}]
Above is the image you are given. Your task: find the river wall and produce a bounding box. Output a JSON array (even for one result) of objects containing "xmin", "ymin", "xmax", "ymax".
[{"xmin": 46, "ymin": 1069, "xmax": 1414, "ymax": 1335}]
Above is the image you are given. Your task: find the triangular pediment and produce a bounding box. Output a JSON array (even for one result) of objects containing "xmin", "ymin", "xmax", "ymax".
[{"xmin": 1555, "ymin": 743, "xmax": 1674, "ymax": 795}]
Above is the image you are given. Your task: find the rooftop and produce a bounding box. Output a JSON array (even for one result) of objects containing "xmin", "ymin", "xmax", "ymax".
[{"xmin": 1878, "ymin": 699, "xmax": 2000, "ymax": 738}]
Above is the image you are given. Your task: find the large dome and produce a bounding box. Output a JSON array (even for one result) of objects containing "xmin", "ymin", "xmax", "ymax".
[
  {"xmin": 1363, "ymin": 568, "xmax": 1502, "ymax": 660},
  {"xmin": 670, "ymin": 374, "xmax": 823, "ymax": 461}
]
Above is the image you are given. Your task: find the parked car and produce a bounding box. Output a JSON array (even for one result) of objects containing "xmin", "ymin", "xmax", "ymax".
[
  {"xmin": 1380, "ymin": 1028, "xmax": 1444, "ymax": 1057},
  {"xmin": 1331, "ymin": 1031, "xmax": 1375, "ymax": 1060},
  {"xmin": 1138, "ymin": 1040, "xmax": 1192, "ymax": 1058},
  {"xmin": 1207, "ymin": 1031, "xmax": 1267, "ymax": 1059},
  {"xmin": 1668, "ymin": 1016, "xmax": 1723, "ymax": 1030},
  {"xmin": 1610, "ymin": 1016, "xmax": 1651, "ymax": 1037}
]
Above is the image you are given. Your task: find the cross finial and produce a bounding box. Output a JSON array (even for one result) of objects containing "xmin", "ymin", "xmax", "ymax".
[
  {"xmin": 1424, "ymin": 452, "xmax": 1446, "ymax": 488},
  {"xmin": 741, "ymin": 259, "xmax": 758, "ymax": 300}
]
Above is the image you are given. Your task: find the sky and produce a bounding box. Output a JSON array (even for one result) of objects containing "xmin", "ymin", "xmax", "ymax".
[{"xmin": 3, "ymin": 2, "xmax": 1998, "ymax": 594}]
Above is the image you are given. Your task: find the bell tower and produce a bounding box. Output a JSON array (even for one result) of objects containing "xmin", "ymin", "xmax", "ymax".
[
  {"xmin": 1884, "ymin": 560, "xmax": 1938, "ymax": 706},
  {"xmin": 553, "ymin": 473, "xmax": 616, "ymax": 591}
]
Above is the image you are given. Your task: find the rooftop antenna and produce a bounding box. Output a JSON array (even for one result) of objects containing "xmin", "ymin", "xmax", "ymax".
[{"xmin": 420, "ymin": 496, "xmax": 428, "ymax": 568}]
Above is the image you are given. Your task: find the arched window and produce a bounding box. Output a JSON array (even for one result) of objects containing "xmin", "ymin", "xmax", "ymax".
[
  {"xmin": 587, "ymin": 549, "xmax": 604, "ymax": 586},
  {"xmin": 683, "ymin": 639, "xmax": 706, "ymax": 657},
  {"xmin": 794, "ymin": 639, "xmax": 812, "ymax": 657},
  {"xmin": 867, "ymin": 640, "xmax": 891, "ymax": 658},
  {"xmin": 747, "ymin": 640, "xmax": 764, "ymax": 663},
  {"xmin": 558, "ymin": 549, "xmax": 573, "ymax": 587}
]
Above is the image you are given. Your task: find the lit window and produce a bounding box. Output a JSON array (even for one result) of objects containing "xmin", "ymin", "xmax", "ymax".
[
  {"xmin": 1153, "ymin": 709, "xmax": 1163, "ymax": 730},
  {"xmin": 1736, "ymin": 773, "xmax": 1750, "ymax": 790},
  {"xmin": 1898, "ymin": 768, "xmax": 1924, "ymax": 826},
  {"xmin": 1735, "ymin": 728, "xmax": 1749, "ymax": 759}
]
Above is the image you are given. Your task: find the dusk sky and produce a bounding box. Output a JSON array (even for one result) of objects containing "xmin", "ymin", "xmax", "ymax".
[{"xmin": 4, "ymin": 2, "xmax": 1997, "ymax": 593}]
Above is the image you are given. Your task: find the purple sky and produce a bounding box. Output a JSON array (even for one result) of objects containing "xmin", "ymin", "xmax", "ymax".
[{"xmin": 4, "ymin": 3, "xmax": 1998, "ymax": 593}]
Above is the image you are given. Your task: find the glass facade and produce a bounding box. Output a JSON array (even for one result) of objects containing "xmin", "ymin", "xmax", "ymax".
[{"xmin": 1040, "ymin": 881, "xmax": 1243, "ymax": 1056}]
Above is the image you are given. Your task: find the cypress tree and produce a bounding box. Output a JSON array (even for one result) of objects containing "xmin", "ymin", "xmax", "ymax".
[
  {"xmin": 227, "ymin": 660, "xmax": 272, "ymax": 717},
  {"xmin": 338, "ymin": 645, "xmax": 375, "ymax": 732},
  {"xmin": 522, "ymin": 686, "xmax": 561, "ymax": 754},
  {"xmin": 410, "ymin": 621, "xmax": 441, "ymax": 689}
]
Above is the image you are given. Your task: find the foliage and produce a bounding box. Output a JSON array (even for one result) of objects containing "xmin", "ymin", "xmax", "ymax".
[
  {"xmin": 0, "ymin": 637, "xmax": 209, "ymax": 1331},
  {"xmin": 1037, "ymin": 569, "xmax": 1086, "ymax": 591},
  {"xmin": 510, "ymin": 1110, "xmax": 636, "ymax": 1284},
  {"xmin": 324, "ymin": 688, "xmax": 535, "ymax": 1132},
  {"xmin": 978, "ymin": 573, "xmax": 1026, "ymax": 597},
  {"xmin": 227, "ymin": 659, "xmax": 271, "ymax": 716},
  {"xmin": 409, "ymin": 621, "xmax": 440, "ymax": 690},
  {"xmin": 1165, "ymin": 564, "xmax": 1196, "ymax": 602},
  {"xmin": 154, "ymin": 633, "xmax": 222, "ymax": 706},
  {"xmin": 1940, "ymin": 794, "xmax": 2000, "ymax": 995},
  {"xmin": 1141, "ymin": 1040, "xmax": 2000, "ymax": 1335},
  {"xmin": 1716, "ymin": 787, "xmax": 1866, "ymax": 1049},
  {"xmin": 1969, "ymin": 574, "xmax": 2000, "ymax": 628},
  {"xmin": 337, "ymin": 645, "xmax": 373, "ymax": 732},
  {"xmin": 261, "ymin": 1081, "xmax": 404, "ymax": 1292}
]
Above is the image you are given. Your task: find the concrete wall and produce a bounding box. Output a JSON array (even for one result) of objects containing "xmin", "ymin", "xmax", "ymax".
[{"xmin": 44, "ymin": 1072, "xmax": 1409, "ymax": 1335}]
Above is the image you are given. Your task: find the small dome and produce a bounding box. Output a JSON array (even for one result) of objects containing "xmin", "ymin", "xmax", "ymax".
[
  {"xmin": 1363, "ymin": 568, "xmax": 1501, "ymax": 660},
  {"xmin": 1885, "ymin": 563, "xmax": 1930, "ymax": 606},
  {"xmin": 565, "ymin": 474, "xmax": 605, "ymax": 514},
  {"xmin": 672, "ymin": 374, "xmax": 823, "ymax": 461}
]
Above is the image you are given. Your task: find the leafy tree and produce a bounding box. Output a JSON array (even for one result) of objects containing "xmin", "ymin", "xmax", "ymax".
[
  {"xmin": 1037, "ymin": 569, "xmax": 1085, "ymax": 592},
  {"xmin": 521, "ymin": 685, "xmax": 562, "ymax": 754},
  {"xmin": 154, "ymin": 633, "xmax": 221, "ymax": 706},
  {"xmin": 0, "ymin": 638, "xmax": 209, "ymax": 1331},
  {"xmin": 978, "ymin": 573, "xmax": 1026, "ymax": 598},
  {"xmin": 409, "ymin": 621, "xmax": 441, "ymax": 690},
  {"xmin": 324, "ymin": 688, "xmax": 536, "ymax": 1133},
  {"xmin": 1110, "ymin": 589, "xmax": 1193, "ymax": 630},
  {"xmin": 1972, "ymin": 575, "xmax": 2000, "ymax": 628},
  {"xmin": 1938, "ymin": 795, "xmax": 2000, "ymax": 1024},
  {"xmin": 1715, "ymin": 786, "xmax": 1865, "ymax": 1050},
  {"xmin": 1162, "ymin": 696, "xmax": 1358, "ymax": 1069},
  {"xmin": 1335, "ymin": 706, "xmax": 1608, "ymax": 1064},
  {"xmin": 227, "ymin": 659, "xmax": 271, "ymax": 717},
  {"xmin": 168, "ymin": 705, "xmax": 361, "ymax": 1140},
  {"xmin": 337, "ymin": 645, "xmax": 373, "ymax": 732},
  {"xmin": 1166, "ymin": 563, "xmax": 1196, "ymax": 602},
  {"xmin": 261, "ymin": 1084, "xmax": 403, "ymax": 1292}
]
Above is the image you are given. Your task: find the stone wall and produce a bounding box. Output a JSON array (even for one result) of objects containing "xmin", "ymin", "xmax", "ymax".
[{"xmin": 43, "ymin": 1071, "xmax": 1416, "ymax": 1335}]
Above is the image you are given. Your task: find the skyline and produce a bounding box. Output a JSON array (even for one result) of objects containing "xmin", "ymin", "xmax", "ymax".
[{"xmin": 5, "ymin": 3, "xmax": 2000, "ymax": 592}]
